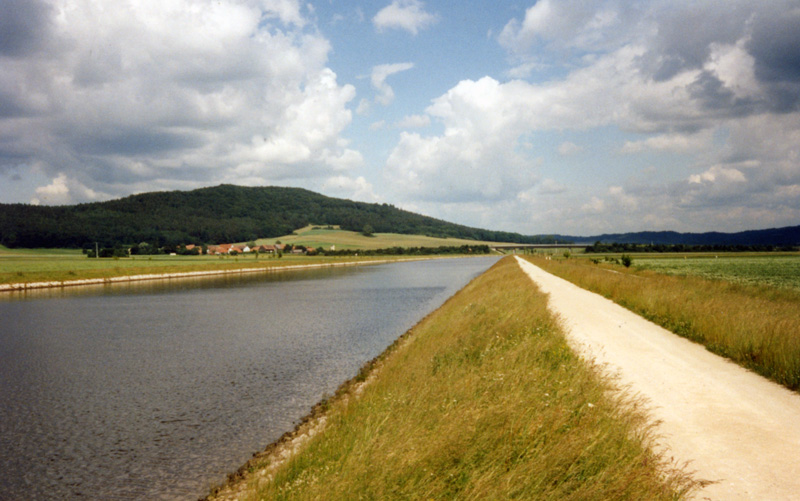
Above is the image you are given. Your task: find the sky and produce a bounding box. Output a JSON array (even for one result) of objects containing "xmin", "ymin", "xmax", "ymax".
[{"xmin": 1, "ymin": 0, "xmax": 799, "ymax": 236}]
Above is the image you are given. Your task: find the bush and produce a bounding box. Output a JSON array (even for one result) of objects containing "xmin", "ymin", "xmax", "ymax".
[{"xmin": 621, "ymin": 254, "xmax": 633, "ymax": 268}]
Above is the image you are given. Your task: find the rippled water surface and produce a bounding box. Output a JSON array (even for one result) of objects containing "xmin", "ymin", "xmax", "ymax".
[{"xmin": 0, "ymin": 257, "xmax": 498, "ymax": 500}]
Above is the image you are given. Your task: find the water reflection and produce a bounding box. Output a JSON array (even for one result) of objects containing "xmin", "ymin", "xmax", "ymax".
[{"xmin": 0, "ymin": 257, "xmax": 498, "ymax": 500}]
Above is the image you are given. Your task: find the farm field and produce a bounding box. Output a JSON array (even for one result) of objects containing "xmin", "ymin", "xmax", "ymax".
[
  {"xmin": 631, "ymin": 253, "xmax": 800, "ymax": 291},
  {"xmin": 255, "ymin": 225, "xmax": 505, "ymax": 250}
]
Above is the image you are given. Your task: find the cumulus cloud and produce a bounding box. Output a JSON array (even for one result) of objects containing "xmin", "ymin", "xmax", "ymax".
[
  {"xmin": 384, "ymin": 1, "xmax": 800, "ymax": 234},
  {"xmin": 370, "ymin": 62, "xmax": 414, "ymax": 105},
  {"xmin": 31, "ymin": 172, "xmax": 108, "ymax": 206},
  {"xmin": 373, "ymin": 0, "xmax": 438, "ymax": 35},
  {"xmin": 321, "ymin": 175, "xmax": 379, "ymax": 202},
  {"xmin": 620, "ymin": 130, "xmax": 712, "ymax": 154},
  {"xmin": 0, "ymin": 0, "xmax": 360, "ymax": 204}
]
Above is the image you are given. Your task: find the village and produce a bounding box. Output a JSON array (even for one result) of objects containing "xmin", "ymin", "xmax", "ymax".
[{"xmin": 193, "ymin": 243, "xmax": 321, "ymax": 256}]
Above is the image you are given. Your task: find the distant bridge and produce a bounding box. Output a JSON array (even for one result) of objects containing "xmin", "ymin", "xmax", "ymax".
[{"xmin": 490, "ymin": 243, "xmax": 589, "ymax": 251}]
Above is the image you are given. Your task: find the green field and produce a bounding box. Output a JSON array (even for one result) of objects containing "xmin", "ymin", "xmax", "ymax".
[
  {"xmin": 0, "ymin": 247, "xmax": 422, "ymax": 286},
  {"xmin": 255, "ymin": 225, "xmax": 505, "ymax": 250},
  {"xmin": 630, "ymin": 253, "xmax": 800, "ymax": 290}
]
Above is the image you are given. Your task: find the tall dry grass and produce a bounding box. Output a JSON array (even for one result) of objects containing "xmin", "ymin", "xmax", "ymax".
[
  {"xmin": 526, "ymin": 256, "xmax": 800, "ymax": 391},
  {"xmin": 218, "ymin": 256, "xmax": 699, "ymax": 500}
]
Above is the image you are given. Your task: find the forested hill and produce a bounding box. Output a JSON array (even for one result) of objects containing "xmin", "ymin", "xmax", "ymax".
[
  {"xmin": 573, "ymin": 227, "xmax": 800, "ymax": 247},
  {"xmin": 0, "ymin": 184, "xmax": 557, "ymax": 248}
]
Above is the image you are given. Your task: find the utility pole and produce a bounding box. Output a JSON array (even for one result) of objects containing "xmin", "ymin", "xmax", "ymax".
[{"xmin": 95, "ymin": 242, "xmax": 99, "ymax": 258}]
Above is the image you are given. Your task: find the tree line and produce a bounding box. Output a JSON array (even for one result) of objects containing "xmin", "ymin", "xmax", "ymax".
[{"xmin": 585, "ymin": 242, "xmax": 798, "ymax": 253}]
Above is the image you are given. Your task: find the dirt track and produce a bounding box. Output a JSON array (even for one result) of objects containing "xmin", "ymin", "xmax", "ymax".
[{"xmin": 515, "ymin": 257, "xmax": 800, "ymax": 500}]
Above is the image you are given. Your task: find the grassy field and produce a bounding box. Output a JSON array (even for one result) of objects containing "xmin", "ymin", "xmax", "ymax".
[
  {"xmin": 209, "ymin": 257, "xmax": 699, "ymax": 500},
  {"xmin": 526, "ymin": 254, "xmax": 800, "ymax": 391},
  {"xmin": 630, "ymin": 253, "xmax": 800, "ymax": 290},
  {"xmin": 0, "ymin": 248, "xmax": 424, "ymax": 286},
  {"xmin": 255, "ymin": 225, "xmax": 505, "ymax": 250}
]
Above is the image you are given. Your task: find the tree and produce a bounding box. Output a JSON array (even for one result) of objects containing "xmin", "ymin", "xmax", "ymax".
[{"xmin": 362, "ymin": 224, "xmax": 375, "ymax": 237}]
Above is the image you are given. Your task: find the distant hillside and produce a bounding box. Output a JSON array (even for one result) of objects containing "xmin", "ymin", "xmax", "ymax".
[
  {"xmin": 0, "ymin": 185, "xmax": 557, "ymax": 248},
  {"xmin": 570, "ymin": 227, "xmax": 800, "ymax": 247}
]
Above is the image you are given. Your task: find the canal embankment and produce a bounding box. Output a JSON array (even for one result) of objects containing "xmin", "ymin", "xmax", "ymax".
[
  {"xmin": 206, "ymin": 256, "xmax": 700, "ymax": 500},
  {"xmin": 0, "ymin": 256, "xmax": 441, "ymax": 293}
]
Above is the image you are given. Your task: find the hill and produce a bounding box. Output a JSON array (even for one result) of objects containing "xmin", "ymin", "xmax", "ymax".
[
  {"xmin": 0, "ymin": 185, "xmax": 556, "ymax": 248},
  {"xmin": 571, "ymin": 227, "xmax": 800, "ymax": 247}
]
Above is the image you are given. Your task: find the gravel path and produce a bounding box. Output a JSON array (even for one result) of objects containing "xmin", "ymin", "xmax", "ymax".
[{"xmin": 515, "ymin": 257, "xmax": 800, "ymax": 500}]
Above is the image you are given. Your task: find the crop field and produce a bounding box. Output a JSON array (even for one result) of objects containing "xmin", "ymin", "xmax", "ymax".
[
  {"xmin": 631, "ymin": 253, "xmax": 800, "ymax": 290},
  {"xmin": 256, "ymin": 225, "xmax": 505, "ymax": 250}
]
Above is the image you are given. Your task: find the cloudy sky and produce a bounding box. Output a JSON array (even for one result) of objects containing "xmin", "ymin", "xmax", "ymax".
[{"xmin": 1, "ymin": 0, "xmax": 799, "ymax": 235}]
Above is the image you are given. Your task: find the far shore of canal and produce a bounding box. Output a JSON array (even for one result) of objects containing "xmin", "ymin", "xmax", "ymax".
[{"xmin": 0, "ymin": 256, "xmax": 467, "ymax": 293}]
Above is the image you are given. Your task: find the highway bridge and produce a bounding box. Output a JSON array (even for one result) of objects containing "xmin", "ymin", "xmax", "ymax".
[{"xmin": 491, "ymin": 243, "xmax": 589, "ymax": 252}]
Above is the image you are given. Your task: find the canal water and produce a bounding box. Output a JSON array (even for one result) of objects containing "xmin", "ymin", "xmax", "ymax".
[{"xmin": 0, "ymin": 257, "xmax": 499, "ymax": 500}]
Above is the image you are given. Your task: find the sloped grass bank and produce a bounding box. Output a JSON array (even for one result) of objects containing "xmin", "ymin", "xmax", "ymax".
[
  {"xmin": 210, "ymin": 257, "xmax": 698, "ymax": 500},
  {"xmin": 0, "ymin": 254, "xmax": 429, "ymax": 287},
  {"xmin": 526, "ymin": 255, "xmax": 800, "ymax": 392}
]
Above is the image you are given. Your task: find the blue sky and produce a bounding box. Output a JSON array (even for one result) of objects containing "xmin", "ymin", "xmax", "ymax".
[{"xmin": 1, "ymin": 0, "xmax": 799, "ymax": 235}]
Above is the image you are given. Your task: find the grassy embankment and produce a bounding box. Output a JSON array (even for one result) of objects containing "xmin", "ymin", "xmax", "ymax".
[
  {"xmin": 0, "ymin": 227, "xmax": 503, "ymax": 286},
  {"xmin": 209, "ymin": 257, "xmax": 699, "ymax": 500},
  {"xmin": 524, "ymin": 254, "xmax": 800, "ymax": 391}
]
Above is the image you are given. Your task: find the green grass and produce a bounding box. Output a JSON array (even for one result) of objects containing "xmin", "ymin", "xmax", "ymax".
[
  {"xmin": 527, "ymin": 254, "xmax": 800, "ymax": 391},
  {"xmin": 210, "ymin": 257, "xmax": 699, "ymax": 500},
  {"xmin": 255, "ymin": 225, "xmax": 507, "ymax": 250},
  {"xmin": 0, "ymin": 252, "xmax": 425, "ymax": 286},
  {"xmin": 631, "ymin": 254, "xmax": 800, "ymax": 291}
]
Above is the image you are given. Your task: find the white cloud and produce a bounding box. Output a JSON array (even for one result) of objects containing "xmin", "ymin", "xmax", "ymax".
[
  {"xmin": 581, "ymin": 196, "xmax": 605, "ymax": 213},
  {"xmin": 32, "ymin": 172, "xmax": 106, "ymax": 205},
  {"xmin": 373, "ymin": 0, "xmax": 438, "ymax": 35},
  {"xmin": 498, "ymin": 0, "xmax": 629, "ymax": 56},
  {"xmin": 0, "ymin": 0, "xmax": 359, "ymax": 204},
  {"xmin": 383, "ymin": 2, "xmax": 800, "ymax": 234},
  {"xmin": 620, "ymin": 130, "xmax": 712, "ymax": 154},
  {"xmin": 321, "ymin": 175, "xmax": 379, "ymax": 202},
  {"xmin": 356, "ymin": 98, "xmax": 371, "ymax": 116},
  {"xmin": 705, "ymin": 40, "xmax": 760, "ymax": 100},
  {"xmin": 371, "ymin": 62, "xmax": 414, "ymax": 105},
  {"xmin": 688, "ymin": 165, "xmax": 746, "ymax": 185}
]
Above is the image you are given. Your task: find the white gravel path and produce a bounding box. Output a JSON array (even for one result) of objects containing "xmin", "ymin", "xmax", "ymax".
[{"xmin": 515, "ymin": 256, "xmax": 800, "ymax": 500}]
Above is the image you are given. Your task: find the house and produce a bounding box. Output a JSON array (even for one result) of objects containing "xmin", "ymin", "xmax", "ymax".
[{"xmin": 253, "ymin": 245, "xmax": 275, "ymax": 254}]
